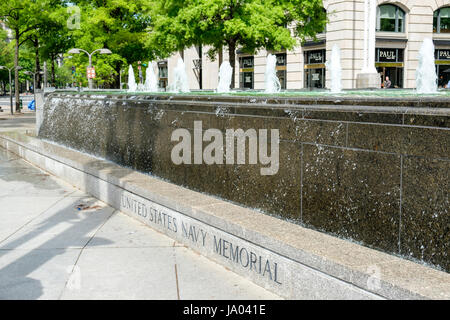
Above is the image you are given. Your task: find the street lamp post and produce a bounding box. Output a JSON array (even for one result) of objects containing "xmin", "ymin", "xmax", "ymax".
[
  {"xmin": 24, "ymin": 70, "xmax": 44, "ymax": 110},
  {"xmin": 68, "ymin": 48, "xmax": 112, "ymax": 89},
  {"xmin": 0, "ymin": 65, "xmax": 22, "ymax": 115}
]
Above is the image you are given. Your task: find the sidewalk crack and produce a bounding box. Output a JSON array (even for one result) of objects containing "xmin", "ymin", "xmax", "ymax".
[
  {"xmin": 0, "ymin": 190, "xmax": 78, "ymax": 246},
  {"xmin": 57, "ymin": 209, "xmax": 117, "ymax": 300},
  {"xmin": 173, "ymin": 241, "xmax": 181, "ymax": 300}
]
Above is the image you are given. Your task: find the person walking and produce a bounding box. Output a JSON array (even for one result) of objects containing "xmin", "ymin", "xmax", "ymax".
[{"xmin": 439, "ymin": 75, "xmax": 445, "ymax": 88}]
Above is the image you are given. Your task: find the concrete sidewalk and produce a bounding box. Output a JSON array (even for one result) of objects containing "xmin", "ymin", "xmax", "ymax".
[
  {"xmin": 0, "ymin": 147, "xmax": 281, "ymax": 300},
  {"xmin": 0, "ymin": 111, "xmax": 36, "ymax": 133}
]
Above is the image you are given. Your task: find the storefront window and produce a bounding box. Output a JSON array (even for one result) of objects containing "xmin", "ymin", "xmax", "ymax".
[
  {"xmin": 239, "ymin": 56, "xmax": 254, "ymax": 89},
  {"xmin": 434, "ymin": 7, "xmax": 450, "ymax": 33},
  {"xmin": 375, "ymin": 48, "xmax": 404, "ymax": 88},
  {"xmin": 435, "ymin": 49, "xmax": 450, "ymax": 88},
  {"xmin": 376, "ymin": 5, "xmax": 405, "ymax": 33},
  {"xmin": 158, "ymin": 61, "xmax": 168, "ymax": 90},
  {"xmin": 276, "ymin": 53, "xmax": 287, "ymax": 90},
  {"xmin": 304, "ymin": 49, "xmax": 326, "ymax": 89}
]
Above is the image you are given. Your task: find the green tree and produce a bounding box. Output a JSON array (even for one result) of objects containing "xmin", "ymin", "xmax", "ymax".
[
  {"xmin": 68, "ymin": 0, "xmax": 152, "ymax": 88},
  {"xmin": 0, "ymin": 29, "xmax": 14, "ymax": 94},
  {"xmin": 64, "ymin": 52, "xmax": 126, "ymax": 88},
  {"xmin": 38, "ymin": 6, "xmax": 75, "ymax": 87},
  {"xmin": 148, "ymin": 0, "xmax": 327, "ymax": 88},
  {"xmin": 40, "ymin": 28, "xmax": 74, "ymax": 88},
  {"xmin": 25, "ymin": 4, "xmax": 69, "ymax": 88},
  {"xmin": 17, "ymin": 43, "xmax": 36, "ymax": 91},
  {"xmin": 0, "ymin": 0, "xmax": 58, "ymax": 111},
  {"xmin": 53, "ymin": 63, "xmax": 73, "ymax": 88}
]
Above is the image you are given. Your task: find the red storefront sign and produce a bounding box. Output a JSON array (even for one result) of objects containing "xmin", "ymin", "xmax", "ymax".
[{"xmin": 87, "ymin": 67, "xmax": 96, "ymax": 79}]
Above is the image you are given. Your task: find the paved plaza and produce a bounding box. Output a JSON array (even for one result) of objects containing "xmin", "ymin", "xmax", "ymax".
[
  {"xmin": 0, "ymin": 116, "xmax": 280, "ymax": 300},
  {"xmin": 0, "ymin": 96, "xmax": 36, "ymax": 134}
]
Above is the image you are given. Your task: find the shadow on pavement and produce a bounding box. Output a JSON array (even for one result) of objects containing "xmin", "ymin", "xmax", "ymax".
[{"xmin": 0, "ymin": 149, "xmax": 117, "ymax": 299}]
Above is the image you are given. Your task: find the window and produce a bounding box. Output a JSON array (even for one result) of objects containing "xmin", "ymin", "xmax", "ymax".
[
  {"xmin": 376, "ymin": 48, "xmax": 404, "ymax": 63},
  {"xmin": 304, "ymin": 49, "xmax": 326, "ymax": 89},
  {"xmin": 239, "ymin": 56, "xmax": 254, "ymax": 89},
  {"xmin": 375, "ymin": 48, "xmax": 405, "ymax": 88},
  {"xmin": 376, "ymin": 5, "xmax": 405, "ymax": 33},
  {"xmin": 158, "ymin": 61, "xmax": 168, "ymax": 90},
  {"xmin": 435, "ymin": 49, "xmax": 450, "ymax": 87},
  {"xmin": 276, "ymin": 53, "xmax": 287, "ymax": 90},
  {"xmin": 434, "ymin": 7, "xmax": 450, "ymax": 33}
]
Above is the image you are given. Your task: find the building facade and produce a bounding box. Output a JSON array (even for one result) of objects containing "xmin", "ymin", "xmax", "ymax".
[{"xmin": 158, "ymin": 0, "xmax": 450, "ymax": 90}]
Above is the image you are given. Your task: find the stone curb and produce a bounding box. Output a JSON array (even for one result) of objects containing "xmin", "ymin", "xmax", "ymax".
[{"xmin": 1, "ymin": 132, "xmax": 449, "ymax": 300}]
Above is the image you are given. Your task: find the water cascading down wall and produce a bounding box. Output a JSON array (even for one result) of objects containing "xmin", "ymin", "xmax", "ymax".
[{"xmin": 39, "ymin": 92, "xmax": 450, "ymax": 272}]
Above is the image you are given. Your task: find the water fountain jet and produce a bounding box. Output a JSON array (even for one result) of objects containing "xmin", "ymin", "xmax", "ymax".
[
  {"xmin": 326, "ymin": 44, "xmax": 342, "ymax": 93},
  {"xmin": 217, "ymin": 61, "xmax": 233, "ymax": 93},
  {"xmin": 416, "ymin": 38, "xmax": 438, "ymax": 94},
  {"xmin": 127, "ymin": 65, "xmax": 137, "ymax": 92},
  {"xmin": 265, "ymin": 54, "xmax": 281, "ymax": 93},
  {"xmin": 144, "ymin": 61, "xmax": 159, "ymax": 92},
  {"xmin": 169, "ymin": 58, "xmax": 190, "ymax": 93}
]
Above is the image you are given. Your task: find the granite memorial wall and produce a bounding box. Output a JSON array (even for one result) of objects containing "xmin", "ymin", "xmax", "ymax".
[{"xmin": 39, "ymin": 93, "xmax": 449, "ymax": 272}]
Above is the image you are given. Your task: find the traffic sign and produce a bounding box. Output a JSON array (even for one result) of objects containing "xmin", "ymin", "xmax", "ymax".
[{"xmin": 87, "ymin": 67, "xmax": 96, "ymax": 79}]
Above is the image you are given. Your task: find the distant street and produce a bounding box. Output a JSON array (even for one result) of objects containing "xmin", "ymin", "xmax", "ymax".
[
  {"xmin": 0, "ymin": 108, "xmax": 36, "ymax": 133},
  {"xmin": 0, "ymin": 94, "xmax": 34, "ymax": 110}
]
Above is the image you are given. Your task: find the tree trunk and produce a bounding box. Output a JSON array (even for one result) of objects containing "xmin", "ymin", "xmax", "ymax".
[
  {"xmin": 14, "ymin": 28, "xmax": 20, "ymax": 113},
  {"xmin": 228, "ymin": 41, "xmax": 236, "ymax": 89},
  {"xmin": 51, "ymin": 58, "xmax": 55, "ymax": 87},
  {"xmin": 114, "ymin": 63, "xmax": 121, "ymax": 89},
  {"xmin": 198, "ymin": 45, "xmax": 202, "ymax": 89},
  {"xmin": 34, "ymin": 37, "xmax": 41, "ymax": 89}
]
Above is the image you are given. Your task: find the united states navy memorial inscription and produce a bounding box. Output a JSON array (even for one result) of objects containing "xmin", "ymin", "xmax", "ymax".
[{"xmin": 120, "ymin": 194, "xmax": 282, "ymax": 285}]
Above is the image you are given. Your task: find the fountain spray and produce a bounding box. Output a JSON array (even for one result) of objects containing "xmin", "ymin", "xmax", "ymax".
[
  {"xmin": 144, "ymin": 62, "xmax": 159, "ymax": 92},
  {"xmin": 127, "ymin": 65, "xmax": 137, "ymax": 92},
  {"xmin": 265, "ymin": 54, "xmax": 281, "ymax": 93},
  {"xmin": 217, "ymin": 61, "xmax": 233, "ymax": 93},
  {"xmin": 416, "ymin": 38, "xmax": 438, "ymax": 94},
  {"xmin": 326, "ymin": 44, "xmax": 342, "ymax": 93},
  {"xmin": 169, "ymin": 58, "xmax": 190, "ymax": 93}
]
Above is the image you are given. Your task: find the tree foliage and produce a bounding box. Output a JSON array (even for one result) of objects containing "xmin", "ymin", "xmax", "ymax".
[
  {"xmin": 0, "ymin": 29, "xmax": 13, "ymax": 66},
  {"xmin": 36, "ymin": 5, "xmax": 73, "ymax": 86},
  {"xmin": 0, "ymin": 29, "xmax": 14, "ymax": 93},
  {"xmin": 0, "ymin": 0, "xmax": 63, "ymax": 109},
  {"xmin": 147, "ymin": 0, "xmax": 327, "ymax": 86},
  {"xmin": 0, "ymin": 0, "xmax": 327, "ymax": 91},
  {"xmin": 66, "ymin": 0, "xmax": 152, "ymax": 87}
]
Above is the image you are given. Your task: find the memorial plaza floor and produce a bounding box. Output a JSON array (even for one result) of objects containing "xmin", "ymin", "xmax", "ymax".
[{"xmin": 0, "ymin": 112, "xmax": 280, "ymax": 300}]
